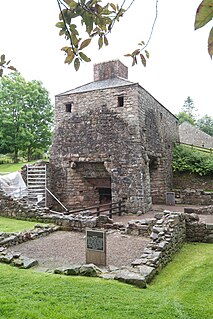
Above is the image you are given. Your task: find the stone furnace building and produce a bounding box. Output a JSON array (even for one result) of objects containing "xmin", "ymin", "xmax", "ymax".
[{"xmin": 50, "ymin": 60, "xmax": 179, "ymax": 213}]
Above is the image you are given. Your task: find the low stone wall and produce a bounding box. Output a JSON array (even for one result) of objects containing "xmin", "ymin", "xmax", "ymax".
[
  {"xmin": 0, "ymin": 225, "xmax": 59, "ymax": 248},
  {"xmin": 130, "ymin": 211, "xmax": 186, "ymax": 273},
  {"xmin": 175, "ymin": 189, "xmax": 213, "ymax": 205},
  {"xmin": 126, "ymin": 218, "xmax": 156, "ymax": 236},
  {"xmin": 185, "ymin": 213, "xmax": 213, "ymax": 243},
  {"xmin": 0, "ymin": 191, "xmax": 124, "ymax": 231},
  {"xmin": 184, "ymin": 205, "xmax": 213, "ymax": 215},
  {"xmin": 173, "ymin": 172, "xmax": 213, "ymax": 191}
]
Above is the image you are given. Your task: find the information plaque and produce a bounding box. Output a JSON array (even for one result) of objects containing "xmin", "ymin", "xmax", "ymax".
[
  {"xmin": 86, "ymin": 229, "xmax": 106, "ymax": 266},
  {"xmin": 86, "ymin": 230, "xmax": 105, "ymax": 252}
]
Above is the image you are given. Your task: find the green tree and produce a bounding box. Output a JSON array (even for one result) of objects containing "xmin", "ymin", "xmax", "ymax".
[
  {"xmin": 176, "ymin": 111, "xmax": 196, "ymax": 125},
  {"xmin": 0, "ymin": 73, "xmax": 53, "ymax": 163},
  {"xmin": 182, "ymin": 96, "xmax": 197, "ymax": 117},
  {"xmin": 197, "ymin": 115, "xmax": 213, "ymax": 136},
  {"xmin": 176, "ymin": 96, "xmax": 197, "ymax": 125}
]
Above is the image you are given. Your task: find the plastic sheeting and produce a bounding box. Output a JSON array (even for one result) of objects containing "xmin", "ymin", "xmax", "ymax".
[{"xmin": 0, "ymin": 172, "xmax": 27, "ymax": 198}]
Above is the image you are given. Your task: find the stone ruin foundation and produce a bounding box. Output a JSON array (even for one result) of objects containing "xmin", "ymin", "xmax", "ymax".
[{"xmin": 0, "ymin": 190, "xmax": 212, "ymax": 288}]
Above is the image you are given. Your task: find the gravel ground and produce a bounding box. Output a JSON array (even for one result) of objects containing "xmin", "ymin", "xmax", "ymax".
[
  {"xmin": 9, "ymin": 206, "xmax": 213, "ymax": 270},
  {"xmin": 10, "ymin": 230, "xmax": 150, "ymax": 269}
]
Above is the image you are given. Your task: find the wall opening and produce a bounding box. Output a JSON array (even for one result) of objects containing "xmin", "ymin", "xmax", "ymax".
[
  {"xmin": 65, "ymin": 103, "xmax": 72, "ymax": 113},
  {"xmin": 98, "ymin": 187, "xmax": 112, "ymax": 204},
  {"xmin": 117, "ymin": 96, "xmax": 124, "ymax": 107}
]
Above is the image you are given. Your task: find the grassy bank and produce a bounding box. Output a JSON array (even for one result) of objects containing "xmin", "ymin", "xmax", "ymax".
[
  {"xmin": 0, "ymin": 243, "xmax": 212, "ymax": 319},
  {"xmin": 0, "ymin": 216, "xmax": 45, "ymax": 233},
  {"xmin": 0, "ymin": 161, "xmax": 35, "ymax": 173}
]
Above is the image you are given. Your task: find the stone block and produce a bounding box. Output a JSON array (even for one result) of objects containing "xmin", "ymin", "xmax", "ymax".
[
  {"xmin": 79, "ymin": 264, "xmax": 102, "ymax": 277},
  {"xmin": 20, "ymin": 257, "xmax": 38, "ymax": 269},
  {"xmin": 114, "ymin": 270, "xmax": 147, "ymax": 288}
]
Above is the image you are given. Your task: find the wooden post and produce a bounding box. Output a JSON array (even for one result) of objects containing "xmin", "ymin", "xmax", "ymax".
[
  {"xmin": 118, "ymin": 200, "xmax": 122, "ymax": 216},
  {"xmin": 97, "ymin": 206, "xmax": 100, "ymax": 216},
  {"xmin": 109, "ymin": 203, "xmax": 112, "ymax": 218}
]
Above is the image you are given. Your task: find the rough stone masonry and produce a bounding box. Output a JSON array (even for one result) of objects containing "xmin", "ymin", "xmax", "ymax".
[{"xmin": 50, "ymin": 60, "xmax": 179, "ymax": 213}]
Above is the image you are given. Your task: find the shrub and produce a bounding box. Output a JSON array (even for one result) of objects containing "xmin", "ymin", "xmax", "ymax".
[{"xmin": 172, "ymin": 144, "xmax": 213, "ymax": 176}]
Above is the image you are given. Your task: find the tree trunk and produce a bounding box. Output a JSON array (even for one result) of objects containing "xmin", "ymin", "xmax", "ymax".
[{"xmin": 13, "ymin": 147, "xmax": 19, "ymax": 163}]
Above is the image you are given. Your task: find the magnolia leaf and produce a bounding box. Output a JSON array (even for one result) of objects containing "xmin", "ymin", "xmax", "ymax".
[
  {"xmin": 59, "ymin": 30, "xmax": 65, "ymax": 36},
  {"xmin": 132, "ymin": 56, "xmax": 137, "ymax": 66},
  {"xmin": 56, "ymin": 21, "xmax": 65, "ymax": 28},
  {"xmin": 65, "ymin": 51, "xmax": 75, "ymax": 64},
  {"xmin": 67, "ymin": 0, "xmax": 78, "ymax": 9},
  {"xmin": 79, "ymin": 51, "xmax": 91, "ymax": 62},
  {"xmin": 104, "ymin": 35, "xmax": 109, "ymax": 46},
  {"xmin": 79, "ymin": 38, "xmax": 92, "ymax": 50},
  {"xmin": 1, "ymin": 54, "xmax": 5, "ymax": 62},
  {"xmin": 195, "ymin": 0, "xmax": 213, "ymax": 30},
  {"xmin": 208, "ymin": 26, "xmax": 213, "ymax": 58},
  {"xmin": 145, "ymin": 50, "xmax": 150, "ymax": 59},
  {"xmin": 98, "ymin": 36, "xmax": 103, "ymax": 49},
  {"xmin": 132, "ymin": 49, "xmax": 140, "ymax": 56},
  {"xmin": 110, "ymin": 3, "xmax": 116, "ymax": 11},
  {"xmin": 74, "ymin": 57, "xmax": 80, "ymax": 71},
  {"xmin": 140, "ymin": 54, "xmax": 146, "ymax": 67},
  {"xmin": 61, "ymin": 46, "xmax": 70, "ymax": 52},
  {"xmin": 8, "ymin": 66, "xmax": 17, "ymax": 71}
]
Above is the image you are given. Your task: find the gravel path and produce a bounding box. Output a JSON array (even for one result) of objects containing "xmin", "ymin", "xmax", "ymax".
[{"xmin": 10, "ymin": 230, "xmax": 150, "ymax": 269}]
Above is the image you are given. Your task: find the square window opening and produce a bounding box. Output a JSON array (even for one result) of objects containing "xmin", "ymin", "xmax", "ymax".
[
  {"xmin": 117, "ymin": 96, "xmax": 124, "ymax": 107},
  {"xmin": 65, "ymin": 103, "xmax": 72, "ymax": 113}
]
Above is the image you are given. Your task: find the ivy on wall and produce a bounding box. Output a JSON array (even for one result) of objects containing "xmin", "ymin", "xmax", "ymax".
[{"xmin": 172, "ymin": 144, "xmax": 213, "ymax": 176}]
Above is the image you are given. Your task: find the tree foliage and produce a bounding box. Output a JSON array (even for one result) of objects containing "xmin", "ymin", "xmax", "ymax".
[
  {"xmin": 176, "ymin": 111, "xmax": 196, "ymax": 125},
  {"xmin": 0, "ymin": 73, "xmax": 53, "ymax": 163},
  {"xmin": 197, "ymin": 115, "xmax": 213, "ymax": 136},
  {"xmin": 176, "ymin": 96, "xmax": 197, "ymax": 125},
  {"xmin": 55, "ymin": 0, "xmax": 213, "ymax": 70},
  {"xmin": 173, "ymin": 144, "xmax": 213, "ymax": 176},
  {"xmin": 0, "ymin": 54, "xmax": 16, "ymax": 77},
  {"xmin": 1, "ymin": 1, "xmax": 212, "ymax": 74}
]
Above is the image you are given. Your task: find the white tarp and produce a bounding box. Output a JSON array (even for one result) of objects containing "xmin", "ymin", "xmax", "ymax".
[{"xmin": 0, "ymin": 171, "xmax": 27, "ymax": 198}]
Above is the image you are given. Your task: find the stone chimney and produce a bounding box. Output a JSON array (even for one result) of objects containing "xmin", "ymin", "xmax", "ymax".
[{"xmin": 93, "ymin": 60, "xmax": 128, "ymax": 81}]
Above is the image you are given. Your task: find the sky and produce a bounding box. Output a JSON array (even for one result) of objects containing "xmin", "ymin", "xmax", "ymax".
[{"xmin": 0, "ymin": 0, "xmax": 212, "ymax": 117}]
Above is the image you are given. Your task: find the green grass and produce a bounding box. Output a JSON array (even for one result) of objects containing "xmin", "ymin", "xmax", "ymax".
[
  {"xmin": 0, "ymin": 243, "xmax": 212, "ymax": 319},
  {"xmin": 0, "ymin": 161, "xmax": 35, "ymax": 173},
  {"xmin": 0, "ymin": 216, "xmax": 44, "ymax": 233}
]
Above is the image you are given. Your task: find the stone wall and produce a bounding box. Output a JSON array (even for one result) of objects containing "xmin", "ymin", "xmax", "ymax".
[
  {"xmin": 131, "ymin": 211, "xmax": 186, "ymax": 272},
  {"xmin": 50, "ymin": 84, "xmax": 151, "ymax": 213},
  {"xmin": 185, "ymin": 213, "xmax": 213, "ymax": 243},
  {"xmin": 50, "ymin": 60, "xmax": 179, "ymax": 213},
  {"xmin": 0, "ymin": 191, "xmax": 124, "ymax": 231},
  {"xmin": 0, "ymin": 225, "xmax": 59, "ymax": 248},
  {"xmin": 137, "ymin": 87, "xmax": 179, "ymax": 203},
  {"xmin": 179, "ymin": 122, "xmax": 213, "ymax": 149},
  {"xmin": 175, "ymin": 189, "xmax": 213, "ymax": 205},
  {"xmin": 173, "ymin": 172, "xmax": 213, "ymax": 191},
  {"xmin": 93, "ymin": 60, "xmax": 128, "ymax": 81}
]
